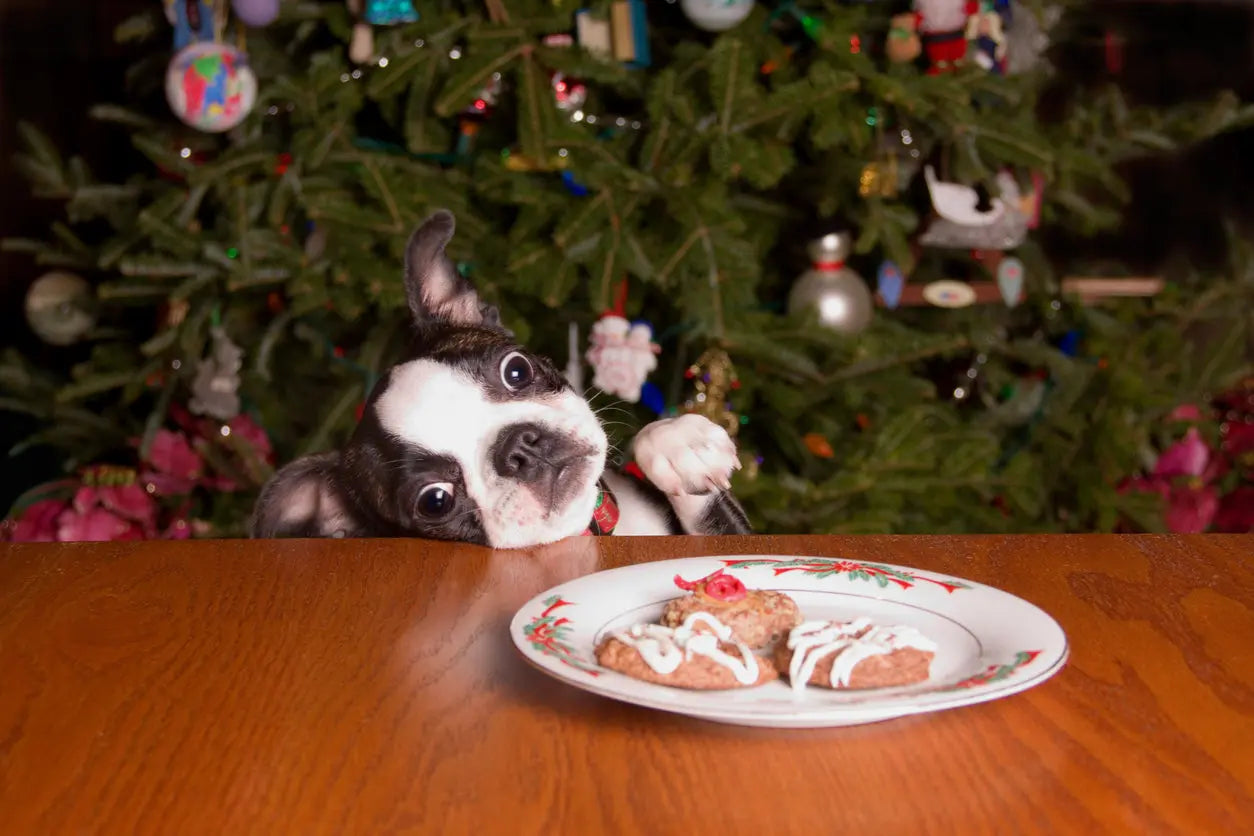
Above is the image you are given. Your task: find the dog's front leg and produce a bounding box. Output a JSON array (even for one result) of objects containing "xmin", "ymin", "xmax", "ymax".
[{"xmin": 630, "ymin": 414, "xmax": 752, "ymax": 535}]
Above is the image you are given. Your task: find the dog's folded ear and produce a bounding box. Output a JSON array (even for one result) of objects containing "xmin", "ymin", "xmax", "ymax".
[
  {"xmin": 404, "ymin": 210, "xmax": 505, "ymax": 331},
  {"xmin": 250, "ymin": 452, "xmax": 363, "ymax": 538}
]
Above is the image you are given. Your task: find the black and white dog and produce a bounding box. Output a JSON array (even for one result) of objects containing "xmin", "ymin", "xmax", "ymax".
[{"xmin": 250, "ymin": 211, "xmax": 751, "ymax": 548}]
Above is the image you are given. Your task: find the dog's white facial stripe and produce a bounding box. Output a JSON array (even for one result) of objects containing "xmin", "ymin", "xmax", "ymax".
[{"xmin": 375, "ymin": 359, "xmax": 607, "ymax": 548}]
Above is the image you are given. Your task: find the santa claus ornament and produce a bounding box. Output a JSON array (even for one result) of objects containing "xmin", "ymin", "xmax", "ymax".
[
  {"xmin": 914, "ymin": 0, "xmax": 977, "ymax": 74},
  {"xmin": 586, "ymin": 314, "xmax": 660, "ymax": 403}
]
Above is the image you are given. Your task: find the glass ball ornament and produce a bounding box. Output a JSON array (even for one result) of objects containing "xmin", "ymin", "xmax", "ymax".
[
  {"xmin": 24, "ymin": 271, "xmax": 96, "ymax": 346},
  {"xmin": 787, "ymin": 232, "xmax": 875, "ymax": 335},
  {"xmin": 680, "ymin": 0, "xmax": 754, "ymax": 32},
  {"xmin": 165, "ymin": 42, "xmax": 258, "ymax": 133},
  {"xmin": 231, "ymin": 0, "xmax": 280, "ymax": 27}
]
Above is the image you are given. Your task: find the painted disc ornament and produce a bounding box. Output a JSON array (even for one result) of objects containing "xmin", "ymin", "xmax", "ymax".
[
  {"xmin": 165, "ymin": 42, "xmax": 257, "ymax": 133},
  {"xmin": 680, "ymin": 0, "xmax": 754, "ymax": 32}
]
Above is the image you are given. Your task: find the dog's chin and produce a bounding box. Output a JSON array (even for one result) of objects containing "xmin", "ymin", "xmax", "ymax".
[{"xmin": 483, "ymin": 457, "xmax": 603, "ymax": 550}]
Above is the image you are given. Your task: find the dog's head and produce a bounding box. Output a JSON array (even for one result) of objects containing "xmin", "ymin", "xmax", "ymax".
[{"xmin": 251, "ymin": 211, "xmax": 608, "ymax": 548}]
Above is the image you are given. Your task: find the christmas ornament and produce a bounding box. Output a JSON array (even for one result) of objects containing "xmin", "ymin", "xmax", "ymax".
[
  {"xmin": 920, "ymin": 169, "xmax": 1029, "ymax": 250},
  {"xmin": 965, "ymin": 1, "xmax": 1008, "ymax": 73},
  {"xmin": 787, "ymin": 232, "xmax": 874, "ymax": 334},
  {"xmin": 232, "ymin": 0, "xmax": 280, "ymax": 27},
  {"xmin": 564, "ymin": 322, "xmax": 584, "ymax": 392},
  {"xmin": 682, "ymin": 348, "xmax": 742, "ymax": 438},
  {"xmin": 1004, "ymin": 0, "xmax": 1060, "ymax": 75},
  {"xmin": 915, "ymin": 0, "xmax": 975, "ymax": 74},
  {"xmin": 877, "ymin": 262, "xmax": 905, "ymax": 309},
  {"xmin": 858, "ymin": 158, "xmax": 898, "ymax": 199},
  {"xmin": 886, "ymin": 12, "xmax": 922, "ymax": 63},
  {"xmin": 923, "ymin": 280, "xmax": 977, "ymax": 308},
  {"xmin": 24, "ymin": 271, "xmax": 95, "ymax": 346},
  {"xmin": 680, "ymin": 0, "xmax": 753, "ymax": 33},
  {"xmin": 363, "ymin": 0, "xmax": 418, "ymax": 24},
  {"xmin": 190, "ymin": 327, "xmax": 244, "ymax": 421},
  {"xmin": 551, "ymin": 73, "xmax": 587, "ymax": 114},
  {"xmin": 925, "ymin": 166, "xmax": 1006, "ymax": 226},
  {"xmin": 804, "ymin": 433, "xmax": 835, "ymax": 458},
  {"xmin": 996, "ymin": 256, "xmax": 1024, "ymax": 306},
  {"xmin": 165, "ymin": 42, "xmax": 257, "ymax": 132},
  {"xmin": 165, "ymin": 0, "xmax": 215, "ymax": 50},
  {"xmin": 586, "ymin": 315, "xmax": 660, "ymax": 403},
  {"xmin": 611, "ymin": 0, "xmax": 651, "ymax": 67}
]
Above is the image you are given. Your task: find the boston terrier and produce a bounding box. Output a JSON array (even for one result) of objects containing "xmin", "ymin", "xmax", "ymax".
[{"xmin": 250, "ymin": 210, "xmax": 752, "ymax": 548}]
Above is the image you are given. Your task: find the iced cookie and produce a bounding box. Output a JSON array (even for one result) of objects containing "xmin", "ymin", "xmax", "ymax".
[
  {"xmin": 774, "ymin": 617, "xmax": 936, "ymax": 691},
  {"xmin": 596, "ymin": 612, "xmax": 778, "ymax": 690},
  {"xmin": 661, "ymin": 569, "xmax": 802, "ymax": 649}
]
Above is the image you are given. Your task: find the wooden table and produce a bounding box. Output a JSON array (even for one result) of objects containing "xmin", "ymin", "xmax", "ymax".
[{"xmin": 1, "ymin": 535, "xmax": 1251, "ymax": 834}]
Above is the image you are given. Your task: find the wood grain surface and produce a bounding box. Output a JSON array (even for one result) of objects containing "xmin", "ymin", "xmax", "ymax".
[{"xmin": 1, "ymin": 535, "xmax": 1251, "ymax": 834}]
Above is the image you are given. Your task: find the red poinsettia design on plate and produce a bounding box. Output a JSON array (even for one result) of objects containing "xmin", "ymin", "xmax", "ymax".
[
  {"xmin": 719, "ymin": 558, "xmax": 969, "ymax": 593},
  {"xmin": 943, "ymin": 650, "xmax": 1041, "ymax": 690},
  {"xmin": 522, "ymin": 595, "xmax": 600, "ymax": 676}
]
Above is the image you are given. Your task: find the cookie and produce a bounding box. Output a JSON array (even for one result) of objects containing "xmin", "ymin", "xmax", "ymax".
[
  {"xmin": 661, "ymin": 569, "xmax": 802, "ymax": 649},
  {"xmin": 596, "ymin": 612, "xmax": 778, "ymax": 690},
  {"xmin": 774, "ymin": 617, "xmax": 936, "ymax": 691}
]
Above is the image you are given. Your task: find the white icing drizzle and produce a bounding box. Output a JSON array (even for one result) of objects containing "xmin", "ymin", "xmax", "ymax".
[
  {"xmin": 786, "ymin": 618, "xmax": 937, "ymax": 693},
  {"xmin": 611, "ymin": 612, "xmax": 760, "ymax": 685}
]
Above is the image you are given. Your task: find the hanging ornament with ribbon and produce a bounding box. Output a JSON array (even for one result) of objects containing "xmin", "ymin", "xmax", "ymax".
[
  {"xmin": 682, "ymin": 348, "xmax": 743, "ymax": 438},
  {"xmin": 164, "ymin": 0, "xmax": 257, "ymax": 133},
  {"xmin": 585, "ymin": 280, "xmax": 661, "ymax": 403},
  {"xmin": 787, "ymin": 232, "xmax": 875, "ymax": 334}
]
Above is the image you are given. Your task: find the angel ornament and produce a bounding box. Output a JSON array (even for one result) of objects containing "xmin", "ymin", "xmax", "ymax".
[{"xmin": 190, "ymin": 326, "xmax": 244, "ymax": 421}]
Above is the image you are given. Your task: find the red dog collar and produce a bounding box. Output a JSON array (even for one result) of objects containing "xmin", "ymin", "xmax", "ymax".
[{"xmin": 583, "ymin": 463, "xmax": 647, "ymax": 536}]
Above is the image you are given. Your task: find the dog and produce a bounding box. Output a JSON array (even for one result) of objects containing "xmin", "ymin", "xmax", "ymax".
[{"xmin": 250, "ymin": 210, "xmax": 752, "ymax": 548}]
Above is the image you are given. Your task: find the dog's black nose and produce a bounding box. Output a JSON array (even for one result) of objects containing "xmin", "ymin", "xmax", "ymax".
[{"xmin": 493, "ymin": 423, "xmax": 557, "ymax": 481}]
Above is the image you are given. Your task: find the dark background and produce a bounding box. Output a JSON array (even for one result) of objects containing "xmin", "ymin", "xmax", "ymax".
[{"xmin": 3, "ymin": 0, "xmax": 1254, "ymax": 512}]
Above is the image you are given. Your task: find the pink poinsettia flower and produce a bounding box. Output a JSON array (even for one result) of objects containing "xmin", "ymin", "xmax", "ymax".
[
  {"xmin": 73, "ymin": 483, "xmax": 158, "ymax": 527},
  {"xmin": 4, "ymin": 499, "xmax": 69, "ymax": 542},
  {"xmin": 56, "ymin": 506, "xmax": 140, "ymax": 541},
  {"xmin": 1163, "ymin": 484, "xmax": 1220, "ymax": 534},
  {"xmin": 1154, "ymin": 427, "xmax": 1210, "ymax": 478},
  {"xmin": 142, "ymin": 429, "xmax": 204, "ymax": 495},
  {"xmin": 1122, "ymin": 427, "xmax": 1223, "ymax": 533},
  {"xmin": 1168, "ymin": 403, "xmax": 1204, "ymax": 422},
  {"xmin": 228, "ymin": 414, "xmax": 273, "ymax": 461},
  {"xmin": 1214, "ymin": 486, "xmax": 1254, "ymax": 532}
]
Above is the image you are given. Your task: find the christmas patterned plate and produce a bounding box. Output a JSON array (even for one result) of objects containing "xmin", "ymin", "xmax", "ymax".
[{"xmin": 510, "ymin": 555, "xmax": 1068, "ymax": 728}]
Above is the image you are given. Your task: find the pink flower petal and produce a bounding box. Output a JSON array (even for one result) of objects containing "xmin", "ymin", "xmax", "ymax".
[
  {"xmin": 228, "ymin": 414, "xmax": 273, "ymax": 461},
  {"xmin": 56, "ymin": 507, "xmax": 134, "ymax": 542},
  {"xmin": 1164, "ymin": 485, "xmax": 1219, "ymax": 534},
  {"xmin": 71, "ymin": 485, "xmax": 101, "ymax": 514},
  {"xmin": 5, "ymin": 499, "xmax": 69, "ymax": 542},
  {"xmin": 98, "ymin": 483, "xmax": 158, "ymax": 526},
  {"xmin": 1154, "ymin": 428, "xmax": 1211, "ymax": 479},
  {"xmin": 1169, "ymin": 404, "xmax": 1203, "ymax": 422},
  {"xmin": 146, "ymin": 429, "xmax": 203, "ymax": 479}
]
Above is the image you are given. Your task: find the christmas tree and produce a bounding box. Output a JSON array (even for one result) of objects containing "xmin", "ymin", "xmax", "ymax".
[{"xmin": 4, "ymin": 0, "xmax": 1253, "ymax": 540}]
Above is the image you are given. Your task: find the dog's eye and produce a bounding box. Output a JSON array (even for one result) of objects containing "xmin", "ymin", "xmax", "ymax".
[
  {"xmin": 499, "ymin": 352, "xmax": 534, "ymax": 391},
  {"xmin": 416, "ymin": 483, "xmax": 455, "ymax": 518}
]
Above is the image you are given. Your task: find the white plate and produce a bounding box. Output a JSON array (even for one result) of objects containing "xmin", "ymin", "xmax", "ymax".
[{"xmin": 510, "ymin": 555, "xmax": 1068, "ymax": 728}]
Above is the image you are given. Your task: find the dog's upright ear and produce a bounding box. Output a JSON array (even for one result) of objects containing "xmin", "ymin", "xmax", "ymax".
[
  {"xmin": 250, "ymin": 452, "xmax": 363, "ymax": 538},
  {"xmin": 404, "ymin": 210, "xmax": 503, "ymax": 330}
]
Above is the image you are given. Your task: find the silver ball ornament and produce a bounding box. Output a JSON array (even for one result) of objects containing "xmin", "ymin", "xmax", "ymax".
[
  {"xmin": 24, "ymin": 271, "xmax": 96, "ymax": 345},
  {"xmin": 787, "ymin": 233, "xmax": 874, "ymax": 334}
]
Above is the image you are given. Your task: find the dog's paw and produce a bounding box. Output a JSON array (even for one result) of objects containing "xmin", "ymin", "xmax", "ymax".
[{"xmin": 632, "ymin": 414, "xmax": 740, "ymax": 496}]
